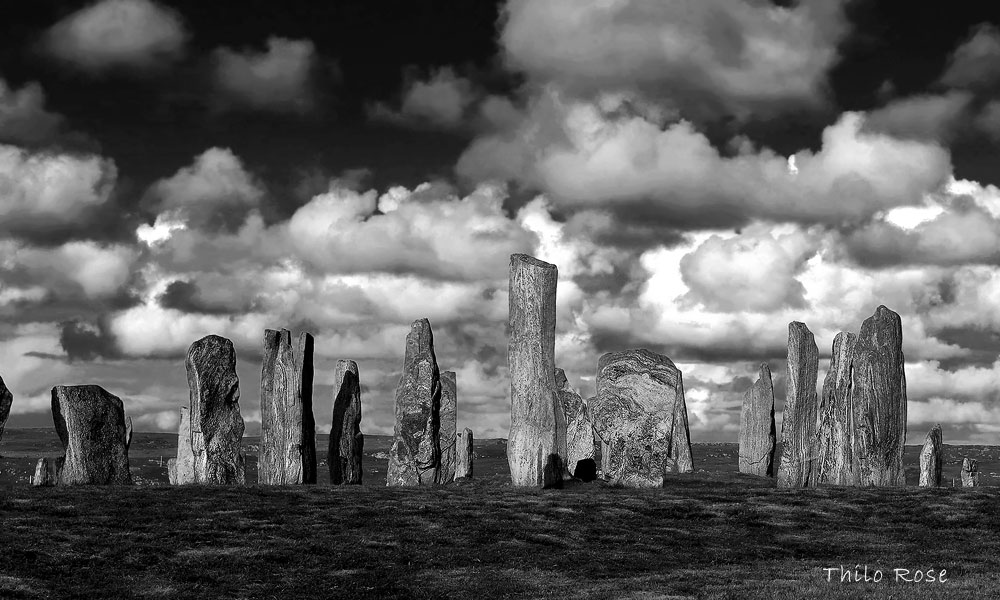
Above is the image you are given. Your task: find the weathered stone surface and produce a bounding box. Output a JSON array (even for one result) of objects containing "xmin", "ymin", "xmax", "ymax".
[
  {"xmin": 124, "ymin": 416, "xmax": 133, "ymax": 451},
  {"xmin": 51, "ymin": 385, "xmax": 132, "ymax": 485},
  {"xmin": 329, "ymin": 359, "xmax": 364, "ymax": 485},
  {"xmin": 167, "ymin": 458, "xmax": 178, "ymax": 485},
  {"xmin": 456, "ymin": 428, "xmax": 473, "ymax": 479},
  {"xmin": 259, "ymin": 330, "xmax": 316, "ymax": 485},
  {"xmin": 962, "ymin": 458, "xmax": 979, "ymax": 487},
  {"xmin": 0, "ymin": 374, "xmax": 11, "ymax": 446},
  {"xmin": 32, "ymin": 457, "xmax": 62, "ymax": 487},
  {"xmin": 738, "ymin": 363, "xmax": 776, "ymax": 477},
  {"xmin": 507, "ymin": 253, "xmax": 565, "ymax": 488},
  {"xmin": 172, "ymin": 406, "xmax": 196, "ymax": 485},
  {"xmin": 387, "ymin": 319, "xmax": 442, "ymax": 486},
  {"xmin": 918, "ymin": 424, "xmax": 943, "ymax": 487},
  {"xmin": 436, "ymin": 370, "xmax": 458, "ymax": 484},
  {"xmin": 555, "ymin": 368, "xmax": 596, "ymax": 481},
  {"xmin": 591, "ymin": 349, "xmax": 694, "ymax": 488},
  {"xmin": 777, "ymin": 322, "xmax": 819, "ymax": 488},
  {"xmin": 816, "ymin": 332, "xmax": 857, "ymax": 486},
  {"xmin": 186, "ymin": 335, "xmax": 246, "ymax": 484},
  {"xmin": 851, "ymin": 305, "xmax": 907, "ymax": 487}
]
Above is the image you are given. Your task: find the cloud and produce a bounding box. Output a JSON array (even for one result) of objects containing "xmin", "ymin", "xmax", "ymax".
[
  {"xmin": 0, "ymin": 79, "xmax": 64, "ymax": 146},
  {"xmin": 940, "ymin": 23, "xmax": 1000, "ymax": 90},
  {"xmin": 13, "ymin": 242, "xmax": 139, "ymax": 299},
  {"xmin": 863, "ymin": 91, "xmax": 973, "ymax": 143},
  {"xmin": 211, "ymin": 37, "xmax": 318, "ymax": 114},
  {"xmin": 369, "ymin": 67, "xmax": 480, "ymax": 130},
  {"xmin": 43, "ymin": 0, "xmax": 187, "ymax": 73}
]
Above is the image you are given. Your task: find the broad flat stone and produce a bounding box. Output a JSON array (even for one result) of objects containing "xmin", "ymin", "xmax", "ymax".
[
  {"xmin": 0, "ymin": 373, "xmax": 11, "ymax": 446},
  {"xmin": 918, "ymin": 424, "xmax": 943, "ymax": 487},
  {"xmin": 962, "ymin": 458, "xmax": 979, "ymax": 487},
  {"xmin": 32, "ymin": 457, "xmax": 62, "ymax": 487},
  {"xmin": 816, "ymin": 332, "xmax": 857, "ymax": 486},
  {"xmin": 555, "ymin": 368, "xmax": 596, "ymax": 481},
  {"xmin": 777, "ymin": 322, "xmax": 819, "ymax": 488},
  {"xmin": 387, "ymin": 319, "xmax": 442, "ymax": 486},
  {"xmin": 259, "ymin": 329, "xmax": 316, "ymax": 485},
  {"xmin": 51, "ymin": 385, "xmax": 132, "ymax": 485},
  {"xmin": 329, "ymin": 359, "xmax": 364, "ymax": 485},
  {"xmin": 456, "ymin": 428, "xmax": 473, "ymax": 479},
  {"xmin": 186, "ymin": 335, "xmax": 246, "ymax": 484},
  {"xmin": 436, "ymin": 370, "xmax": 458, "ymax": 484},
  {"xmin": 739, "ymin": 363, "xmax": 776, "ymax": 477}
]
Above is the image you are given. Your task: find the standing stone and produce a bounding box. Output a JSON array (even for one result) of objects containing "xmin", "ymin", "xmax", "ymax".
[
  {"xmin": 456, "ymin": 428, "xmax": 474, "ymax": 479},
  {"xmin": 51, "ymin": 385, "xmax": 132, "ymax": 485},
  {"xmin": 259, "ymin": 329, "xmax": 316, "ymax": 485},
  {"xmin": 171, "ymin": 406, "xmax": 196, "ymax": 485},
  {"xmin": 777, "ymin": 322, "xmax": 819, "ymax": 488},
  {"xmin": 124, "ymin": 416, "xmax": 133, "ymax": 451},
  {"xmin": 436, "ymin": 370, "xmax": 458, "ymax": 484},
  {"xmin": 816, "ymin": 332, "xmax": 858, "ymax": 486},
  {"xmin": 851, "ymin": 306, "xmax": 907, "ymax": 487},
  {"xmin": 0, "ymin": 374, "xmax": 11, "ymax": 445},
  {"xmin": 962, "ymin": 458, "xmax": 979, "ymax": 487},
  {"xmin": 507, "ymin": 253, "xmax": 565, "ymax": 488},
  {"xmin": 591, "ymin": 349, "xmax": 694, "ymax": 487},
  {"xmin": 167, "ymin": 458, "xmax": 178, "ymax": 485},
  {"xmin": 555, "ymin": 368, "xmax": 596, "ymax": 481},
  {"xmin": 329, "ymin": 359, "xmax": 364, "ymax": 485},
  {"xmin": 186, "ymin": 335, "xmax": 246, "ymax": 484},
  {"xmin": 918, "ymin": 424, "xmax": 943, "ymax": 487},
  {"xmin": 32, "ymin": 457, "xmax": 62, "ymax": 486},
  {"xmin": 387, "ymin": 319, "xmax": 442, "ymax": 486},
  {"xmin": 739, "ymin": 363, "xmax": 776, "ymax": 477}
]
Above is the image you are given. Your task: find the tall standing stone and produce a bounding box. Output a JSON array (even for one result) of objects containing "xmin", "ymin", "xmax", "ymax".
[
  {"xmin": 259, "ymin": 329, "xmax": 316, "ymax": 485},
  {"xmin": 739, "ymin": 363, "xmax": 776, "ymax": 477},
  {"xmin": 507, "ymin": 253, "xmax": 565, "ymax": 488},
  {"xmin": 555, "ymin": 368, "xmax": 596, "ymax": 481},
  {"xmin": 329, "ymin": 359, "xmax": 364, "ymax": 485},
  {"xmin": 0, "ymin": 374, "xmax": 11, "ymax": 445},
  {"xmin": 851, "ymin": 305, "xmax": 907, "ymax": 487},
  {"xmin": 777, "ymin": 322, "xmax": 819, "ymax": 488},
  {"xmin": 170, "ymin": 406, "xmax": 196, "ymax": 485},
  {"xmin": 591, "ymin": 349, "xmax": 694, "ymax": 487},
  {"xmin": 51, "ymin": 385, "xmax": 132, "ymax": 485},
  {"xmin": 918, "ymin": 424, "xmax": 943, "ymax": 487},
  {"xmin": 456, "ymin": 428, "xmax": 473, "ymax": 479},
  {"xmin": 387, "ymin": 319, "xmax": 442, "ymax": 486},
  {"xmin": 962, "ymin": 458, "xmax": 979, "ymax": 487},
  {"xmin": 31, "ymin": 457, "xmax": 62, "ymax": 486},
  {"xmin": 186, "ymin": 335, "xmax": 246, "ymax": 484},
  {"xmin": 436, "ymin": 370, "xmax": 458, "ymax": 484},
  {"xmin": 816, "ymin": 332, "xmax": 857, "ymax": 485}
]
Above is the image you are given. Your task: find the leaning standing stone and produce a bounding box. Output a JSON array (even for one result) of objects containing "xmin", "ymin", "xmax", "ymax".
[
  {"xmin": 32, "ymin": 457, "xmax": 62, "ymax": 487},
  {"xmin": 329, "ymin": 359, "xmax": 364, "ymax": 485},
  {"xmin": 918, "ymin": 424, "xmax": 943, "ymax": 487},
  {"xmin": 739, "ymin": 363, "xmax": 776, "ymax": 477},
  {"xmin": 51, "ymin": 385, "xmax": 132, "ymax": 485},
  {"xmin": 962, "ymin": 458, "xmax": 979, "ymax": 487},
  {"xmin": 186, "ymin": 335, "xmax": 246, "ymax": 484},
  {"xmin": 777, "ymin": 322, "xmax": 819, "ymax": 488},
  {"xmin": 456, "ymin": 428, "xmax": 474, "ymax": 479},
  {"xmin": 259, "ymin": 329, "xmax": 316, "ymax": 485},
  {"xmin": 0, "ymin": 374, "xmax": 11, "ymax": 445},
  {"xmin": 387, "ymin": 319, "xmax": 442, "ymax": 486},
  {"xmin": 436, "ymin": 370, "xmax": 458, "ymax": 484},
  {"xmin": 816, "ymin": 332, "xmax": 857, "ymax": 486},
  {"xmin": 555, "ymin": 368, "xmax": 596, "ymax": 481}
]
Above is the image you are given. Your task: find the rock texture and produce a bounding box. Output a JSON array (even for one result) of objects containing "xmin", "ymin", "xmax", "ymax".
[
  {"xmin": 387, "ymin": 319, "xmax": 442, "ymax": 486},
  {"xmin": 171, "ymin": 406, "xmax": 196, "ymax": 485},
  {"xmin": 51, "ymin": 385, "xmax": 132, "ymax": 485},
  {"xmin": 507, "ymin": 253, "xmax": 566, "ymax": 488},
  {"xmin": 738, "ymin": 363, "xmax": 776, "ymax": 477},
  {"xmin": 777, "ymin": 322, "xmax": 819, "ymax": 488},
  {"xmin": 851, "ymin": 306, "xmax": 907, "ymax": 487},
  {"xmin": 259, "ymin": 329, "xmax": 317, "ymax": 485},
  {"xmin": 962, "ymin": 458, "xmax": 979, "ymax": 487},
  {"xmin": 329, "ymin": 359, "xmax": 364, "ymax": 485},
  {"xmin": 918, "ymin": 424, "xmax": 943, "ymax": 487},
  {"xmin": 456, "ymin": 428, "xmax": 473, "ymax": 479},
  {"xmin": 555, "ymin": 368, "xmax": 597, "ymax": 481},
  {"xmin": 186, "ymin": 335, "xmax": 246, "ymax": 484},
  {"xmin": 591, "ymin": 349, "xmax": 694, "ymax": 487},
  {"xmin": 815, "ymin": 332, "xmax": 858, "ymax": 486},
  {"xmin": 32, "ymin": 457, "xmax": 62, "ymax": 486},
  {"xmin": 436, "ymin": 370, "xmax": 458, "ymax": 484},
  {"xmin": 0, "ymin": 374, "xmax": 11, "ymax": 446}
]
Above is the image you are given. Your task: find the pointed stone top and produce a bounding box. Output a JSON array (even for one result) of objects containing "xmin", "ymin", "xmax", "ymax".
[
  {"xmin": 510, "ymin": 253, "xmax": 557, "ymax": 270},
  {"xmin": 788, "ymin": 321, "xmax": 813, "ymax": 334},
  {"xmin": 758, "ymin": 363, "xmax": 771, "ymax": 378},
  {"xmin": 554, "ymin": 367, "xmax": 568, "ymax": 389}
]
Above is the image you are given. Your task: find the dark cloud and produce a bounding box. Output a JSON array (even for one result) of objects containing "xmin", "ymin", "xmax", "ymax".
[
  {"xmin": 59, "ymin": 319, "xmax": 122, "ymax": 362},
  {"xmin": 940, "ymin": 23, "xmax": 1000, "ymax": 91},
  {"xmin": 157, "ymin": 280, "xmax": 254, "ymax": 315}
]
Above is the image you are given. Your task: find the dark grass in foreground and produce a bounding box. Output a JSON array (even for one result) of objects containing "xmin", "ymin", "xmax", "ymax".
[{"xmin": 3, "ymin": 475, "xmax": 1000, "ymax": 599}]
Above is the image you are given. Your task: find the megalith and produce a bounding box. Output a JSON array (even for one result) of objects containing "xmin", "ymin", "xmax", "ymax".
[
  {"xmin": 0, "ymin": 374, "xmax": 11, "ymax": 445},
  {"xmin": 32, "ymin": 457, "xmax": 62, "ymax": 487},
  {"xmin": 436, "ymin": 370, "xmax": 458, "ymax": 484},
  {"xmin": 329, "ymin": 359, "xmax": 364, "ymax": 485},
  {"xmin": 51, "ymin": 385, "xmax": 132, "ymax": 485},
  {"xmin": 739, "ymin": 363, "xmax": 776, "ymax": 477},
  {"xmin": 815, "ymin": 332, "xmax": 857, "ymax": 485},
  {"xmin": 777, "ymin": 321, "xmax": 819, "ymax": 488},
  {"xmin": 186, "ymin": 335, "xmax": 246, "ymax": 484},
  {"xmin": 962, "ymin": 458, "xmax": 979, "ymax": 487},
  {"xmin": 507, "ymin": 253, "xmax": 565, "ymax": 488},
  {"xmin": 170, "ymin": 406, "xmax": 196, "ymax": 485},
  {"xmin": 918, "ymin": 424, "xmax": 943, "ymax": 487},
  {"xmin": 456, "ymin": 428, "xmax": 473, "ymax": 479},
  {"xmin": 555, "ymin": 368, "xmax": 596, "ymax": 481},
  {"xmin": 387, "ymin": 319, "xmax": 442, "ymax": 486},
  {"xmin": 259, "ymin": 329, "xmax": 316, "ymax": 485},
  {"xmin": 591, "ymin": 349, "xmax": 694, "ymax": 487}
]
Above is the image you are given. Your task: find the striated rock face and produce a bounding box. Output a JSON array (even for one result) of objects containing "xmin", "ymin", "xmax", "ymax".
[
  {"xmin": 186, "ymin": 335, "xmax": 246, "ymax": 484},
  {"xmin": 259, "ymin": 330, "xmax": 316, "ymax": 485},
  {"xmin": 329, "ymin": 359, "xmax": 364, "ymax": 485},
  {"xmin": 0, "ymin": 374, "xmax": 11, "ymax": 445},
  {"xmin": 777, "ymin": 322, "xmax": 819, "ymax": 488},
  {"xmin": 167, "ymin": 458, "xmax": 178, "ymax": 485},
  {"xmin": 507, "ymin": 253, "xmax": 565, "ymax": 488},
  {"xmin": 387, "ymin": 319, "xmax": 442, "ymax": 486},
  {"xmin": 591, "ymin": 349, "xmax": 694, "ymax": 487},
  {"xmin": 851, "ymin": 306, "xmax": 907, "ymax": 487},
  {"xmin": 918, "ymin": 424, "xmax": 943, "ymax": 487},
  {"xmin": 51, "ymin": 385, "xmax": 132, "ymax": 485},
  {"xmin": 32, "ymin": 457, "xmax": 63, "ymax": 487},
  {"xmin": 816, "ymin": 332, "xmax": 857, "ymax": 486},
  {"xmin": 555, "ymin": 368, "xmax": 596, "ymax": 481},
  {"xmin": 436, "ymin": 370, "xmax": 458, "ymax": 484},
  {"xmin": 456, "ymin": 428, "xmax": 473, "ymax": 479},
  {"xmin": 738, "ymin": 363, "xmax": 776, "ymax": 477},
  {"xmin": 171, "ymin": 407, "xmax": 196, "ymax": 485},
  {"xmin": 962, "ymin": 458, "xmax": 979, "ymax": 487}
]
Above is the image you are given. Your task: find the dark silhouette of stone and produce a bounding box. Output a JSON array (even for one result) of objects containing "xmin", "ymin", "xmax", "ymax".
[
  {"xmin": 851, "ymin": 306, "xmax": 907, "ymax": 487},
  {"xmin": 919, "ymin": 424, "xmax": 943, "ymax": 487},
  {"xmin": 259, "ymin": 329, "xmax": 316, "ymax": 485},
  {"xmin": 0, "ymin": 374, "xmax": 11, "ymax": 446},
  {"xmin": 171, "ymin": 406, "xmax": 195, "ymax": 485},
  {"xmin": 329, "ymin": 359, "xmax": 364, "ymax": 485},
  {"xmin": 555, "ymin": 368, "xmax": 596, "ymax": 481},
  {"xmin": 436, "ymin": 370, "xmax": 458, "ymax": 484},
  {"xmin": 591, "ymin": 349, "xmax": 694, "ymax": 487},
  {"xmin": 739, "ymin": 363, "xmax": 776, "ymax": 477},
  {"xmin": 32, "ymin": 457, "xmax": 62, "ymax": 486},
  {"xmin": 777, "ymin": 322, "xmax": 819, "ymax": 488},
  {"xmin": 508, "ymin": 253, "xmax": 565, "ymax": 488},
  {"xmin": 816, "ymin": 332, "xmax": 857, "ymax": 486},
  {"xmin": 387, "ymin": 319, "xmax": 442, "ymax": 486},
  {"xmin": 186, "ymin": 335, "xmax": 246, "ymax": 484},
  {"xmin": 51, "ymin": 385, "xmax": 132, "ymax": 485},
  {"xmin": 962, "ymin": 458, "xmax": 979, "ymax": 487},
  {"xmin": 456, "ymin": 428, "xmax": 473, "ymax": 479}
]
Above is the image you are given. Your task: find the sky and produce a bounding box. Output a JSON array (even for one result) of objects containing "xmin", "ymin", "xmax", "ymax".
[{"xmin": 4, "ymin": 0, "xmax": 1000, "ymax": 444}]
